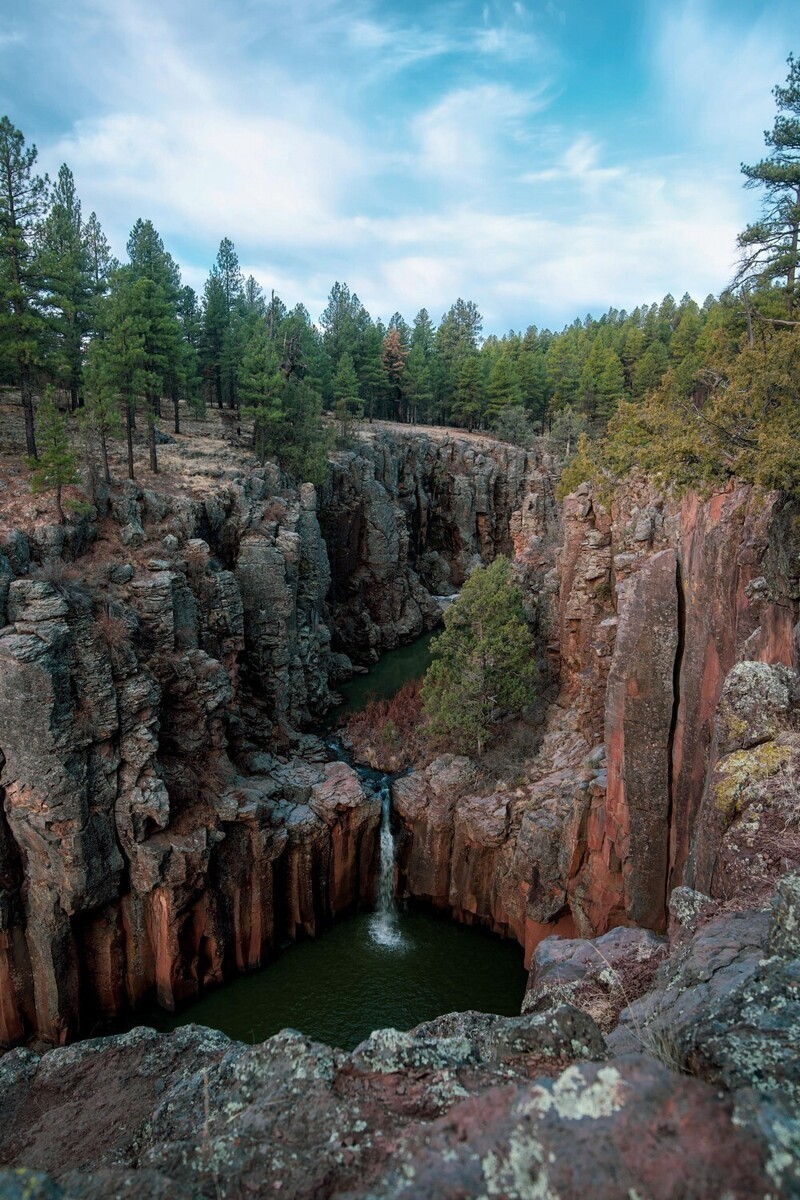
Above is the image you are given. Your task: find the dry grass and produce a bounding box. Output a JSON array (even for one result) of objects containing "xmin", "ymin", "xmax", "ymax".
[
  {"xmin": 31, "ymin": 558, "xmax": 93, "ymax": 610},
  {"xmin": 95, "ymin": 607, "xmax": 132, "ymax": 664},
  {"xmin": 345, "ymin": 678, "xmax": 426, "ymax": 769},
  {"xmin": 546, "ymin": 940, "xmax": 683, "ymax": 1071}
]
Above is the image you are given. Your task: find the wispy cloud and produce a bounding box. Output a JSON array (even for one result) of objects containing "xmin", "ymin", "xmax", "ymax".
[
  {"xmin": 10, "ymin": 0, "xmax": 797, "ymax": 332},
  {"xmin": 414, "ymin": 83, "xmax": 550, "ymax": 182},
  {"xmin": 652, "ymin": 0, "xmax": 791, "ymax": 159},
  {"xmin": 521, "ymin": 136, "xmax": 623, "ymax": 190}
]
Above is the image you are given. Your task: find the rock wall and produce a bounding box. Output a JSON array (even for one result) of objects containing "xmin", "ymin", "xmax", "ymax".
[
  {"xmin": 395, "ymin": 478, "xmax": 800, "ymax": 958},
  {"xmin": 322, "ymin": 429, "xmax": 557, "ymax": 662},
  {"xmin": 2, "ymin": 420, "xmax": 798, "ymax": 1046},
  {"xmin": 0, "ymin": 429, "xmax": 557, "ymax": 1047},
  {"xmin": 0, "ymin": 468, "xmax": 380, "ymax": 1047}
]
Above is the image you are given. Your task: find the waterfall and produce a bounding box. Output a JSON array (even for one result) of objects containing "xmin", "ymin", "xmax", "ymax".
[
  {"xmin": 325, "ymin": 737, "xmax": 403, "ymax": 949},
  {"xmin": 370, "ymin": 779, "xmax": 402, "ymax": 948}
]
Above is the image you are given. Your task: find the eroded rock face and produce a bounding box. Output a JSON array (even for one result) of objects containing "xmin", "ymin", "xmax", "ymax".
[
  {"xmin": 2, "ymin": 428, "xmax": 799, "ymax": 1049},
  {"xmin": 323, "ymin": 430, "xmax": 557, "ymax": 663},
  {"xmin": 0, "ymin": 429, "xmax": 558, "ymax": 1047},
  {"xmin": 395, "ymin": 479, "xmax": 800, "ymax": 953},
  {"xmin": 0, "ymin": 472, "xmax": 378, "ymax": 1047}
]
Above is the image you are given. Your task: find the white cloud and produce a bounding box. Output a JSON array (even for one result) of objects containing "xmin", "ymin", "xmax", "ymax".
[
  {"xmin": 414, "ymin": 84, "xmax": 548, "ymax": 181},
  {"xmin": 55, "ymin": 108, "xmax": 364, "ymax": 248},
  {"xmin": 348, "ymin": 19, "xmax": 392, "ymax": 49},
  {"xmin": 305, "ymin": 156, "xmax": 745, "ymax": 330},
  {"xmin": 19, "ymin": 0, "xmax": 794, "ymax": 334},
  {"xmin": 522, "ymin": 136, "xmax": 623, "ymax": 190},
  {"xmin": 653, "ymin": 1, "xmax": 791, "ymax": 159}
]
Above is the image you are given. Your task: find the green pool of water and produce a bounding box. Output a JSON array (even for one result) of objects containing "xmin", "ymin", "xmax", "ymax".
[
  {"xmin": 151, "ymin": 909, "xmax": 527, "ymax": 1051},
  {"xmin": 332, "ymin": 629, "xmax": 438, "ymax": 723}
]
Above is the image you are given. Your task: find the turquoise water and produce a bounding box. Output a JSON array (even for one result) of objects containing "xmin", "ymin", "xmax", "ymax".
[
  {"xmin": 152, "ymin": 909, "xmax": 527, "ymax": 1051},
  {"xmin": 332, "ymin": 629, "xmax": 438, "ymax": 723}
]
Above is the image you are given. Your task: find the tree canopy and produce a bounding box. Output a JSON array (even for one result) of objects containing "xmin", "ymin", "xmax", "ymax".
[{"xmin": 422, "ymin": 557, "xmax": 538, "ymax": 757}]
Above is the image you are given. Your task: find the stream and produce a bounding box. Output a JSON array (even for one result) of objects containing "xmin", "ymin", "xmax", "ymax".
[{"xmin": 153, "ymin": 632, "xmax": 527, "ymax": 1051}]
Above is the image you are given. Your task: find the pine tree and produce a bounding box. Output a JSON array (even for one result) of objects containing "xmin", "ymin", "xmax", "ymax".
[
  {"xmin": 124, "ymin": 221, "xmax": 184, "ymax": 471},
  {"xmin": 737, "ymin": 54, "xmax": 800, "ymax": 315},
  {"xmin": 78, "ymin": 369, "xmax": 122, "ymax": 487},
  {"xmin": 88, "ymin": 268, "xmax": 147, "ymax": 480},
  {"xmin": 201, "ymin": 271, "xmax": 227, "ymax": 409},
  {"xmin": 333, "ymin": 351, "xmax": 363, "ymax": 443},
  {"xmin": 240, "ymin": 323, "xmax": 284, "ymax": 462},
  {"xmin": 320, "ymin": 281, "xmax": 362, "ymax": 374},
  {"xmin": 404, "ymin": 342, "xmax": 434, "ymax": 423},
  {"xmin": 355, "ymin": 323, "xmax": 385, "ymax": 420},
  {"xmin": 518, "ymin": 344, "xmax": 550, "ymax": 431},
  {"xmin": 381, "ymin": 327, "xmax": 409, "ymax": 421},
  {"xmin": 39, "ymin": 164, "xmax": 94, "ymax": 411},
  {"xmin": 451, "ymin": 354, "xmax": 485, "ymax": 429},
  {"xmin": 486, "ymin": 353, "xmax": 522, "ymax": 420},
  {"xmin": 632, "ymin": 340, "xmax": 669, "ymax": 398},
  {"xmin": 422, "ymin": 556, "xmax": 538, "ymax": 756},
  {"xmin": 29, "ymin": 396, "xmax": 80, "ymax": 523},
  {"xmin": 411, "ymin": 308, "xmax": 436, "ymax": 357},
  {"xmin": 281, "ymin": 378, "xmax": 331, "ymax": 484},
  {"xmin": 0, "ymin": 116, "xmax": 49, "ymax": 457},
  {"xmin": 174, "ymin": 284, "xmax": 203, "ymax": 430}
]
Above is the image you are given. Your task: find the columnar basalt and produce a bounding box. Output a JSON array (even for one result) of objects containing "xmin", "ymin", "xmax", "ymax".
[
  {"xmin": 394, "ymin": 478, "xmax": 800, "ymax": 956},
  {"xmin": 0, "ymin": 428, "xmax": 557, "ymax": 1047},
  {"xmin": 0, "ymin": 467, "xmax": 379, "ymax": 1047}
]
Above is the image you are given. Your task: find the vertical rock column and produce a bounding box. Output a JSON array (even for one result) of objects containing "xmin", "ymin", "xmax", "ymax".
[{"xmin": 602, "ymin": 549, "xmax": 679, "ymax": 930}]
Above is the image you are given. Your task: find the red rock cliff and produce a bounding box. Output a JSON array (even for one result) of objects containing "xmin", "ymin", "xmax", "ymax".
[{"xmin": 396, "ymin": 479, "xmax": 799, "ymax": 958}]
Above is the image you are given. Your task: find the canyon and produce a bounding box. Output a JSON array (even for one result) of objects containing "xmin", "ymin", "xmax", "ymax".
[
  {"xmin": 0, "ymin": 426, "xmax": 556, "ymax": 1047},
  {"xmin": 1, "ymin": 420, "xmax": 799, "ymax": 1195}
]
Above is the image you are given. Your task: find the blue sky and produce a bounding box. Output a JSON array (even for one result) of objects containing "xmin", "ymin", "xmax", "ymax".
[{"xmin": 1, "ymin": 0, "xmax": 797, "ymax": 333}]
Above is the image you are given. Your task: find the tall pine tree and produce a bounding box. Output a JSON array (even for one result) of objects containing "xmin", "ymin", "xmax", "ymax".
[{"xmin": 0, "ymin": 116, "xmax": 49, "ymax": 457}]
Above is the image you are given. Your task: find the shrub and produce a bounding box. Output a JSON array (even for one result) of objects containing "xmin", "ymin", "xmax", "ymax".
[
  {"xmin": 345, "ymin": 678, "xmax": 424, "ymax": 766},
  {"xmin": 421, "ymin": 556, "xmax": 538, "ymax": 757}
]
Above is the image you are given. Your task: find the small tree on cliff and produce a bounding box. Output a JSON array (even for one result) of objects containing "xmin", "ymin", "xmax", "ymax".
[
  {"xmin": 422, "ymin": 556, "xmax": 538, "ymax": 756},
  {"xmin": 29, "ymin": 396, "xmax": 80, "ymax": 523}
]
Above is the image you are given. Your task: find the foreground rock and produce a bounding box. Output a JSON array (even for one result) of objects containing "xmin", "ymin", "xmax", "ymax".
[
  {"xmin": 0, "ymin": 1011, "xmax": 781, "ymax": 1199},
  {"xmin": 3, "ymin": 877, "xmax": 798, "ymax": 1197}
]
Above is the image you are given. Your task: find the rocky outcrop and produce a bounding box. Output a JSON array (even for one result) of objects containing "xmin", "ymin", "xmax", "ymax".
[
  {"xmin": 0, "ymin": 471, "xmax": 379, "ymax": 1047},
  {"xmin": 2, "ymin": 874, "xmax": 799, "ymax": 1197},
  {"xmin": 562, "ymin": 482, "xmax": 799, "ymax": 934},
  {"xmin": 523, "ymin": 925, "xmax": 668, "ymax": 1030},
  {"xmin": 0, "ymin": 1008, "xmax": 786, "ymax": 1198},
  {"xmin": 323, "ymin": 429, "xmax": 557, "ymax": 663}
]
